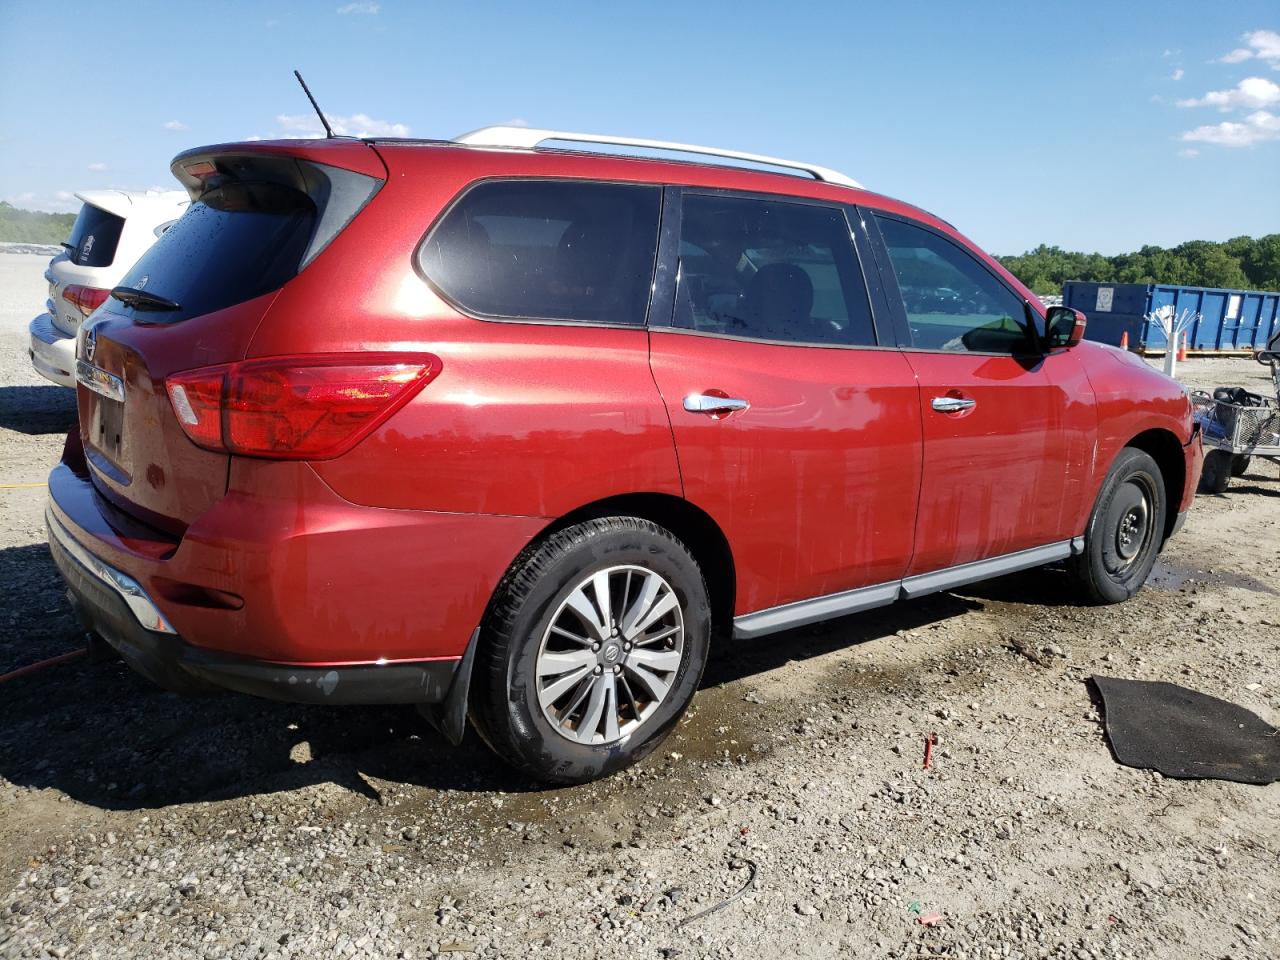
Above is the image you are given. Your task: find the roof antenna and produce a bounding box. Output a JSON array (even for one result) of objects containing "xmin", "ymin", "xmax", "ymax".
[{"xmin": 293, "ymin": 69, "xmax": 335, "ymax": 138}]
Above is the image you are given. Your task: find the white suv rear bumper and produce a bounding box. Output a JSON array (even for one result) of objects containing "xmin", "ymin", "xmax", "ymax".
[{"xmin": 29, "ymin": 313, "xmax": 76, "ymax": 387}]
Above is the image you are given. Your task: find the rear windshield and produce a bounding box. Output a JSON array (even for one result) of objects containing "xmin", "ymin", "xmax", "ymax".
[
  {"xmin": 67, "ymin": 203, "xmax": 125, "ymax": 268},
  {"xmin": 113, "ymin": 182, "xmax": 316, "ymax": 324}
]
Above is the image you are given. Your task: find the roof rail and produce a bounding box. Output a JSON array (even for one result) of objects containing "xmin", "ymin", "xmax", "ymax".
[{"xmin": 452, "ymin": 126, "xmax": 863, "ymax": 189}]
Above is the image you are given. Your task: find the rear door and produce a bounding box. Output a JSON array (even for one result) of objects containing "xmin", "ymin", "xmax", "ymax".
[
  {"xmin": 647, "ymin": 188, "xmax": 923, "ymax": 619},
  {"xmin": 865, "ymin": 212, "xmax": 1087, "ymax": 575}
]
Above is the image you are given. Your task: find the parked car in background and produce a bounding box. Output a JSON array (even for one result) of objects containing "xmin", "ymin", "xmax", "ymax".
[
  {"xmin": 28, "ymin": 190, "xmax": 188, "ymax": 385},
  {"xmin": 48, "ymin": 129, "xmax": 1203, "ymax": 784}
]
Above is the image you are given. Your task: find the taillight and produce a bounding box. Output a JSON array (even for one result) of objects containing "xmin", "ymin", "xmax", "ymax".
[
  {"xmin": 165, "ymin": 354, "xmax": 441, "ymax": 459},
  {"xmin": 63, "ymin": 284, "xmax": 111, "ymax": 317}
]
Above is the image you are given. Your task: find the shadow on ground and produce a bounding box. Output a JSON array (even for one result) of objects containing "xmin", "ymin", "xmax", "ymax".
[
  {"xmin": 0, "ymin": 536, "xmax": 1060, "ymax": 811},
  {"xmin": 0, "ymin": 384, "xmax": 76, "ymax": 435}
]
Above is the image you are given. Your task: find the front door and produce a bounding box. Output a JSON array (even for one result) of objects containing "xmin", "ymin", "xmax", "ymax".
[
  {"xmin": 867, "ymin": 212, "xmax": 1087, "ymax": 576},
  {"xmin": 647, "ymin": 190, "xmax": 923, "ymax": 617}
]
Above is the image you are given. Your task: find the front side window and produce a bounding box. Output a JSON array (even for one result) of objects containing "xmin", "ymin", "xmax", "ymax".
[
  {"xmin": 876, "ymin": 216, "xmax": 1032, "ymax": 354},
  {"xmin": 672, "ymin": 194, "xmax": 876, "ymax": 346},
  {"xmin": 419, "ymin": 180, "xmax": 661, "ymax": 326}
]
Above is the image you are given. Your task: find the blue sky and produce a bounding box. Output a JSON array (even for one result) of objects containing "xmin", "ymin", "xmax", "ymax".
[{"xmin": 1, "ymin": 1, "xmax": 1277, "ymax": 254}]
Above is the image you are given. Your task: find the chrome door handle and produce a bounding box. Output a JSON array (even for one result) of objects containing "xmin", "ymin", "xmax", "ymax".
[
  {"xmin": 683, "ymin": 393, "xmax": 750, "ymax": 415},
  {"xmin": 931, "ymin": 396, "xmax": 976, "ymax": 413}
]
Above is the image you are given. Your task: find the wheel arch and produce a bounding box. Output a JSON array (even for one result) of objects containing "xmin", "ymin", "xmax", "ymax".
[
  {"xmin": 535, "ymin": 492, "xmax": 737, "ymax": 639},
  {"xmin": 1122, "ymin": 428, "xmax": 1185, "ymax": 540}
]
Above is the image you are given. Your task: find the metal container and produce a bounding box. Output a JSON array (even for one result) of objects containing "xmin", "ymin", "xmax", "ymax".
[{"xmin": 1062, "ymin": 281, "xmax": 1280, "ymax": 353}]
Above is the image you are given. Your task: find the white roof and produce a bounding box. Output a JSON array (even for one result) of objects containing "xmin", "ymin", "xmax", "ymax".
[{"xmin": 453, "ymin": 126, "xmax": 863, "ymax": 189}]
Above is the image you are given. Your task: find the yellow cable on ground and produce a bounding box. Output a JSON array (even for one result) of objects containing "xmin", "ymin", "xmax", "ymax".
[{"xmin": 0, "ymin": 482, "xmax": 48, "ymax": 489}]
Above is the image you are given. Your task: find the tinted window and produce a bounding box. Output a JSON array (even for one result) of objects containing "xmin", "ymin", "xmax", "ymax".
[
  {"xmin": 114, "ymin": 182, "xmax": 316, "ymax": 324},
  {"xmin": 420, "ymin": 181, "xmax": 661, "ymax": 325},
  {"xmin": 67, "ymin": 203, "xmax": 125, "ymax": 268},
  {"xmin": 673, "ymin": 195, "xmax": 875, "ymax": 346},
  {"xmin": 876, "ymin": 216, "xmax": 1032, "ymax": 354}
]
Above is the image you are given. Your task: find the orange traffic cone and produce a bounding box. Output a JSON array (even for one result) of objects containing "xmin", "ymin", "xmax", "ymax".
[
  {"xmin": 1177, "ymin": 333, "xmax": 1188, "ymax": 362},
  {"xmin": 1119, "ymin": 331, "xmax": 1129, "ymax": 350}
]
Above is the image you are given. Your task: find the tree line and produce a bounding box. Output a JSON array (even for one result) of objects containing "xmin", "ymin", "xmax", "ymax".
[
  {"xmin": 0, "ymin": 202, "xmax": 76, "ymax": 245},
  {"xmin": 997, "ymin": 235, "xmax": 1280, "ymax": 297}
]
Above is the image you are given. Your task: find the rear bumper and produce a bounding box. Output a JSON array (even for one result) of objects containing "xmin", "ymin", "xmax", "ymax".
[
  {"xmin": 48, "ymin": 503, "xmax": 461, "ymax": 704},
  {"xmin": 29, "ymin": 313, "xmax": 76, "ymax": 387},
  {"xmin": 46, "ymin": 448, "xmax": 546, "ymax": 703}
]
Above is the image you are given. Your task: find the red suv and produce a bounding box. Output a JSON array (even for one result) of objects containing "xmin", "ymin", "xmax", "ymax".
[{"xmin": 48, "ymin": 127, "xmax": 1203, "ymax": 783}]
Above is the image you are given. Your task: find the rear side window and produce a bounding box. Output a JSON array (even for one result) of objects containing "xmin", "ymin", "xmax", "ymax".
[
  {"xmin": 67, "ymin": 203, "xmax": 124, "ymax": 267},
  {"xmin": 114, "ymin": 182, "xmax": 316, "ymax": 324},
  {"xmin": 875, "ymin": 215, "xmax": 1032, "ymax": 354},
  {"xmin": 672, "ymin": 194, "xmax": 876, "ymax": 347},
  {"xmin": 419, "ymin": 180, "xmax": 661, "ymax": 326}
]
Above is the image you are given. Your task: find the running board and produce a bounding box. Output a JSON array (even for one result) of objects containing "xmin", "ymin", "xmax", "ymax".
[{"xmin": 732, "ymin": 538, "xmax": 1083, "ymax": 640}]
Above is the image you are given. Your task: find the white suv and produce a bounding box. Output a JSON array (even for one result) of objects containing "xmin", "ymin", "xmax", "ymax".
[{"xmin": 29, "ymin": 190, "xmax": 188, "ymax": 386}]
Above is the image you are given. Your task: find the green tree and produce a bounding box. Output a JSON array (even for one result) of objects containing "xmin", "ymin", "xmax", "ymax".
[{"xmin": 997, "ymin": 235, "xmax": 1278, "ymax": 294}]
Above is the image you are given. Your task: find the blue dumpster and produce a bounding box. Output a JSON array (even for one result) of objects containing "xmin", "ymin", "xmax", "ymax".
[{"xmin": 1062, "ymin": 281, "xmax": 1280, "ymax": 353}]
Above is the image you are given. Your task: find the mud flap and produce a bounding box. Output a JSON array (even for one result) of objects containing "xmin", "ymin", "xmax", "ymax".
[{"xmin": 418, "ymin": 628, "xmax": 480, "ymax": 746}]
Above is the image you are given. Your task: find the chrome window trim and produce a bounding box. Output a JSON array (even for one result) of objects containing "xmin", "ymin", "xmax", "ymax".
[
  {"xmin": 733, "ymin": 538, "xmax": 1082, "ymax": 639},
  {"xmin": 46, "ymin": 506, "xmax": 175, "ymax": 635}
]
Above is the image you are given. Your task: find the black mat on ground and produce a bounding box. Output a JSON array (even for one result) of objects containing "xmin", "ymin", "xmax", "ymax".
[{"xmin": 1092, "ymin": 676, "xmax": 1280, "ymax": 785}]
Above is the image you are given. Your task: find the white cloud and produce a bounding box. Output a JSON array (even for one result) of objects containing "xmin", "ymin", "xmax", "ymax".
[
  {"xmin": 1177, "ymin": 76, "xmax": 1280, "ymax": 110},
  {"xmin": 1217, "ymin": 29, "xmax": 1280, "ymax": 67},
  {"xmin": 163, "ymin": 119, "xmax": 189, "ymax": 131},
  {"xmin": 1170, "ymin": 68, "xmax": 1184, "ymax": 81},
  {"xmin": 1162, "ymin": 48, "xmax": 1180, "ymax": 58},
  {"xmin": 497, "ymin": 117, "xmax": 530, "ymax": 128},
  {"xmin": 275, "ymin": 112, "xmax": 410, "ymax": 138},
  {"xmin": 87, "ymin": 162, "xmax": 107, "ymax": 171},
  {"xmin": 1181, "ymin": 109, "xmax": 1280, "ymax": 146},
  {"xmin": 337, "ymin": 1, "xmax": 379, "ymax": 13},
  {"xmin": 1178, "ymin": 147, "xmax": 1199, "ymax": 158}
]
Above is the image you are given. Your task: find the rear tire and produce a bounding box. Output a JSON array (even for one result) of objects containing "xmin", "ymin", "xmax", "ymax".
[
  {"xmin": 1068, "ymin": 447, "xmax": 1166, "ymax": 605},
  {"xmin": 471, "ymin": 517, "xmax": 711, "ymax": 784},
  {"xmin": 1199, "ymin": 449, "xmax": 1233, "ymax": 494},
  {"xmin": 1231, "ymin": 455, "xmax": 1252, "ymax": 478}
]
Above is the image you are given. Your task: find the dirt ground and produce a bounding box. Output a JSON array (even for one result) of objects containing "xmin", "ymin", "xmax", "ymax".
[{"xmin": 1, "ymin": 250, "xmax": 1277, "ymax": 959}]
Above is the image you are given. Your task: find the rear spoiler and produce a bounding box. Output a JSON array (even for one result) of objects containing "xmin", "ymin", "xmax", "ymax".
[{"xmin": 169, "ymin": 141, "xmax": 387, "ymax": 270}]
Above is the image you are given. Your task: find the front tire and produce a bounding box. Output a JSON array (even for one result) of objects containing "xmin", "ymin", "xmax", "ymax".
[
  {"xmin": 471, "ymin": 517, "xmax": 711, "ymax": 784},
  {"xmin": 1069, "ymin": 448, "xmax": 1166, "ymax": 604}
]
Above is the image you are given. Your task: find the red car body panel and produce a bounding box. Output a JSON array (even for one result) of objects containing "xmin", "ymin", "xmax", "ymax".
[
  {"xmin": 903, "ymin": 349, "xmax": 1098, "ymax": 573},
  {"xmin": 648, "ymin": 332, "xmax": 923, "ymax": 613},
  {"xmin": 1073, "ymin": 341, "xmax": 1201, "ymax": 519},
  {"xmin": 48, "ymin": 137, "xmax": 1203, "ymax": 692},
  {"xmin": 52, "ymin": 438, "xmax": 544, "ymax": 664}
]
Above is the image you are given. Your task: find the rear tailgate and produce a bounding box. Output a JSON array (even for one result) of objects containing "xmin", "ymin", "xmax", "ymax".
[{"xmin": 77, "ymin": 140, "xmax": 386, "ymax": 532}]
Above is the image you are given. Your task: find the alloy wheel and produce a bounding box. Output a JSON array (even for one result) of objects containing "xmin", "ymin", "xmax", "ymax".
[{"xmin": 534, "ymin": 565, "xmax": 685, "ymax": 745}]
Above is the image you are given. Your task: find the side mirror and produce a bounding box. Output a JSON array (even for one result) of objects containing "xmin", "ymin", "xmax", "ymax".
[{"xmin": 1045, "ymin": 306, "xmax": 1087, "ymax": 350}]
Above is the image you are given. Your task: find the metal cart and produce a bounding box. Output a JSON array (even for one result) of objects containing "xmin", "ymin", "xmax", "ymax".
[{"xmin": 1192, "ymin": 341, "xmax": 1280, "ymax": 493}]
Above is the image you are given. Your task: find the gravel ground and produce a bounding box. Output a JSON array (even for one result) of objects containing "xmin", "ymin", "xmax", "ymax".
[{"xmin": 1, "ymin": 251, "xmax": 1277, "ymax": 959}]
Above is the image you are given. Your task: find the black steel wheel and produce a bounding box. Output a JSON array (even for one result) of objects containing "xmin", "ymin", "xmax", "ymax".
[{"xmin": 1069, "ymin": 447, "xmax": 1166, "ymax": 604}]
